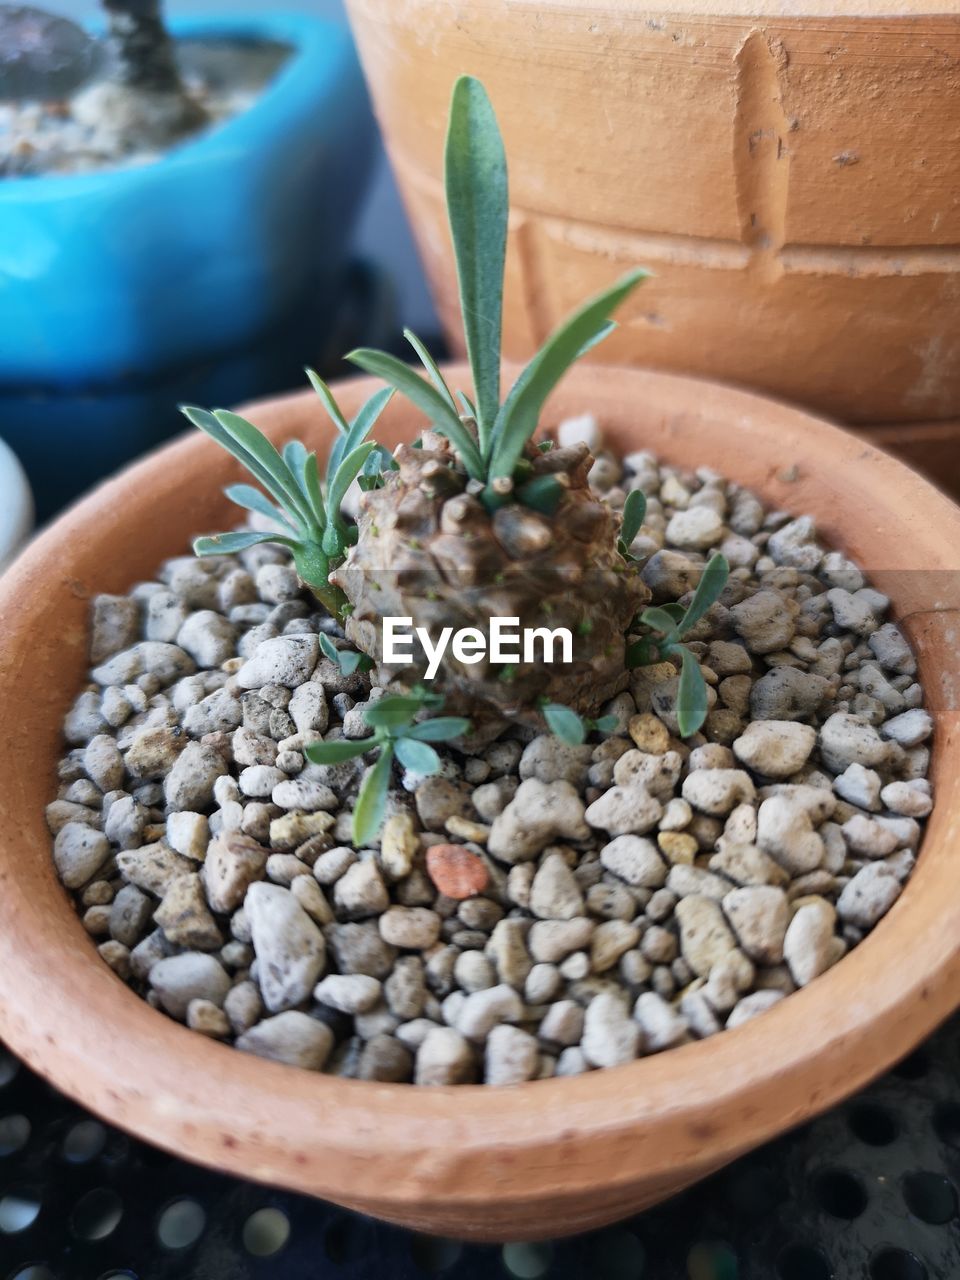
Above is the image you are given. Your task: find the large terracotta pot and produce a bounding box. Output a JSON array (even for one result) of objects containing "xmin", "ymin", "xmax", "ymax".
[
  {"xmin": 345, "ymin": 0, "xmax": 960, "ymax": 427},
  {"xmin": 0, "ymin": 364, "xmax": 958, "ymax": 1242}
]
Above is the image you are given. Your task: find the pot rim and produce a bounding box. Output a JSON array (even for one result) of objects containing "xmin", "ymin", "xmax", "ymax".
[
  {"xmin": 0, "ymin": 12, "xmax": 353, "ymax": 204},
  {"xmin": 1, "ymin": 362, "xmax": 958, "ymax": 1235}
]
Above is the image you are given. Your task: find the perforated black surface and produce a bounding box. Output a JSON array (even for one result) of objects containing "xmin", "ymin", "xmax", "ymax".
[{"xmin": 2, "ymin": 1014, "xmax": 959, "ymax": 1280}]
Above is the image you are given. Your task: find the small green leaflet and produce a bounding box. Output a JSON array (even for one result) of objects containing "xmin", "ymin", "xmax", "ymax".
[
  {"xmin": 542, "ymin": 703, "xmax": 587, "ymax": 745},
  {"xmin": 620, "ymin": 489, "xmax": 647, "ymax": 548},
  {"xmin": 304, "ymin": 738, "xmax": 370, "ymax": 764},
  {"xmin": 394, "ymin": 737, "xmax": 442, "ymax": 775},
  {"xmin": 352, "ymin": 747, "xmax": 394, "ymax": 846},
  {"xmin": 676, "ymin": 646, "xmax": 709, "ymax": 738}
]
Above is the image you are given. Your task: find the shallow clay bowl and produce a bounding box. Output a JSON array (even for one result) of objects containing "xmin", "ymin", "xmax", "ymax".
[{"xmin": 1, "ymin": 364, "xmax": 959, "ymax": 1242}]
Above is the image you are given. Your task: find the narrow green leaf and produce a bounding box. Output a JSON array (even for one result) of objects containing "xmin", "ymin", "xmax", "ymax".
[
  {"xmin": 641, "ymin": 605, "xmax": 684, "ymax": 640},
  {"xmin": 542, "ymin": 703, "xmax": 587, "ymax": 745},
  {"xmin": 591, "ymin": 714, "xmax": 620, "ymax": 733},
  {"xmin": 304, "ymin": 737, "xmax": 373, "ymax": 764},
  {"xmin": 193, "ymin": 530, "xmax": 296, "ymax": 557},
  {"xmin": 404, "ymin": 330, "xmax": 459, "ymax": 416},
  {"xmin": 223, "ymin": 484, "xmax": 296, "ymax": 532},
  {"xmin": 678, "ymin": 552, "xmax": 730, "ymax": 636},
  {"xmin": 326, "ymin": 441, "xmax": 377, "ymax": 530},
  {"xmin": 306, "ymin": 368, "xmax": 350, "ymax": 436},
  {"xmin": 183, "ymin": 405, "xmax": 304, "ymax": 530},
  {"xmin": 405, "ymin": 716, "xmax": 472, "ymax": 742},
  {"xmin": 456, "ymin": 390, "xmax": 478, "ymax": 420},
  {"xmin": 213, "ymin": 409, "xmax": 316, "ymax": 534},
  {"xmin": 488, "ymin": 270, "xmax": 647, "ymax": 481},
  {"xmin": 677, "ymin": 647, "xmax": 710, "ymax": 738},
  {"xmin": 577, "ymin": 320, "xmax": 617, "ymax": 359},
  {"xmin": 329, "ymin": 386, "xmax": 395, "ymax": 484},
  {"xmin": 395, "ymin": 736, "xmax": 442, "ymax": 775},
  {"xmin": 445, "ymin": 75, "xmax": 507, "ymax": 447},
  {"xmin": 346, "ymin": 350, "xmax": 485, "ymax": 479},
  {"xmin": 353, "ymin": 747, "xmax": 393, "ymax": 845},
  {"xmin": 301, "ymin": 452, "xmax": 325, "ymax": 529},
  {"xmin": 620, "ymin": 489, "xmax": 647, "ymax": 548},
  {"xmin": 363, "ymin": 694, "xmax": 423, "ymax": 731},
  {"xmin": 283, "ymin": 439, "xmax": 309, "ymax": 482}
]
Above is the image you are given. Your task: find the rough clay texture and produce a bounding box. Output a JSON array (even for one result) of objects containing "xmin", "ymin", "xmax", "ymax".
[
  {"xmin": 49, "ymin": 416, "xmax": 933, "ymax": 1085},
  {"xmin": 344, "ymin": 0, "xmax": 960, "ymax": 424}
]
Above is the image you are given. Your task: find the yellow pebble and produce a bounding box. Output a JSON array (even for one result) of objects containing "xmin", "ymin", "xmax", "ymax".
[
  {"xmin": 657, "ymin": 831, "xmax": 698, "ymax": 864},
  {"xmin": 628, "ymin": 712, "xmax": 670, "ymax": 754}
]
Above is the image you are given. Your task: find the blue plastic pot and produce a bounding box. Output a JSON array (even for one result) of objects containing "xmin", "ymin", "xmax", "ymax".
[{"xmin": 0, "ymin": 12, "xmax": 377, "ymax": 518}]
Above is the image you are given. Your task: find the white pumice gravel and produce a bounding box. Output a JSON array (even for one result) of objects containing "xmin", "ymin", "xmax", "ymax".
[{"xmin": 48, "ymin": 420, "xmax": 934, "ymax": 1084}]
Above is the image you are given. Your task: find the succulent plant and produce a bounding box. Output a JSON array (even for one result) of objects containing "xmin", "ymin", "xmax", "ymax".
[
  {"xmin": 182, "ymin": 374, "xmax": 393, "ymax": 621},
  {"xmin": 627, "ymin": 550, "xmax": 730, "ymax": 737},
  {"xmin": 328, "ymin": 76, "xmax": 650, "ymax": 725},
  {"xmin": 305, "ymin": 690, "xmax": 470, "ymax": 845},
  {"xmin": 101, "ymin": 0, "xmax": 191, "ymax": 97},
  {"xmin": 184, "ymin": 74, "xmax": 725, "ymax": 745}
]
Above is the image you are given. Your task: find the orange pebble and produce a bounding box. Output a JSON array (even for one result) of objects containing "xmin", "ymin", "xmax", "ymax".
[{"xmin": 425, "ymin": 844, "xmax": 489, "ymax": 900}]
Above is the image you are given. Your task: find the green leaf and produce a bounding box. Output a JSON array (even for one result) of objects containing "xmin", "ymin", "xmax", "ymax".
[
  {"xmin": 405, "ymin": 716, "xmax": 472, "ymax": 742},
  {"xmin": 591, "ymin": 714, "xmax": 620, "ymax": 733},
  {"xmin": 283, "ymin": 439, "xmax": 310, "ymax": 484},
  {"xmin": 193, "ymin": 530, "xmax": 296, "ymax": 557},
  {"xmin": 678, "ymin": 552, "xmax": 730, "ymax": 636},
  {"xmin": 445, "ymin": 75, "xmax": 508, "ymax": 449},
  {"xmin": 641, "ymin": 605, "xmax": 684, "ymax": 640},
  {"xmin": 357, "ymin": 444, "xmax": 396, "ymax": 492},
  {"xmin": 329, "ymin": 386, "xmax": 395, "ymax": 483},
  {"xmin": 395, "ymin": 736, "xmax": 442, "ymax": 775},
  {"xmin": 318, "ymin": 634, "xmax": 369, "ymax": 675},
  {"xmin": 620, "ymin": 489, "xmax": 647, "ymax": 548},
  {"xmin": 456, "ymin": 390, "xmax": 478, "ymax": 420},
  {"xmin": 301, "ymin": 452, "xmax": 325, "ymax": 527},
  {"xmin": 326, "ymin": 441, "xmax": 377, "ymax": 530},
  {"xmin": 304, "ymin": 737, "xmax": 373, "ymax": 764},
  {"xmin": 346, "ymin": 349, "xmax": 485, "ymax": 479},
  {"xmin": 516, "ymin": 474, "xmax": 566, "ymax": 515},
  {"xmin": 363, "ymin": 694, "xmax": 423, "ymax": 731},
  {"xmin": 343, "ymin": 650, "xmax": 373, "ymax": 676},
  {"xmin": 542, "ymin": 703, "xmax": 587, "ymax": 745},
  {"xmin": 183, "ymin": 405, "xmax": 306, "ymax": 533},
  {"xmin": 677, "ymin": 647, "xmax": 710, "ymax": 738},
  {"xmin": 404, "ymin": 329, "xmax": 459, "ymax": 416},
  {"xmin": 306, "ymin": 368, "xmax": 350, "ymax": 436},
  {"xmin": 318, "ymin": 634, "xmax": 339, "ymax": 663},
  {"xmin": 212, "ymin": 409, "xmax": 317, "ymax": 535},
  {"xmin": 488, "ymin": 269, "xmax": 647, "ymax": 481},
  {"xmin": 353, "ymin": 747, "xmax": 393, "ymax": 845},
  {"xmin": 223, "ymin": 484, "xmax": 297, "ymax": 532},
  {"xmin": 577, "ymin": 320, "xmax": 617, "ymax": 359}
]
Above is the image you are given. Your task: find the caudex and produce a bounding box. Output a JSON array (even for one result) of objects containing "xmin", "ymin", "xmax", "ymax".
[{"xmin": 184, "ymin": 75, "xmax": 729, "ymax": 841}]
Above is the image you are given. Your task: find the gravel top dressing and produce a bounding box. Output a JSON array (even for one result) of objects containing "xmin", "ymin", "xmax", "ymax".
[
  {"xmin": 48, "ymin": 416, "xmax": 934, "ymax": 1086},
  {"xmin": 0, "ymin": 39, "xmax": 289, "ymax": 179}
]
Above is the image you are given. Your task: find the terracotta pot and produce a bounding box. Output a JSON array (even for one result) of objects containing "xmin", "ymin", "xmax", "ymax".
[
  {"xmin": 861, "ymin": 420, "xmax": 960, "ymax": 504},
  {"xmin": 0, "ymin": 364, "xmax": 958, "ymax": 1242},
  {"xmin": 344, "ymin": 0, "xmax": 960, "ymax": 425}
]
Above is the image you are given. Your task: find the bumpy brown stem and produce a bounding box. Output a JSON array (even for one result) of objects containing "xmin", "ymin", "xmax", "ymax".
[{"xmin": 331, "ymin": 436, "xmax": 650, "ymax": 727}]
